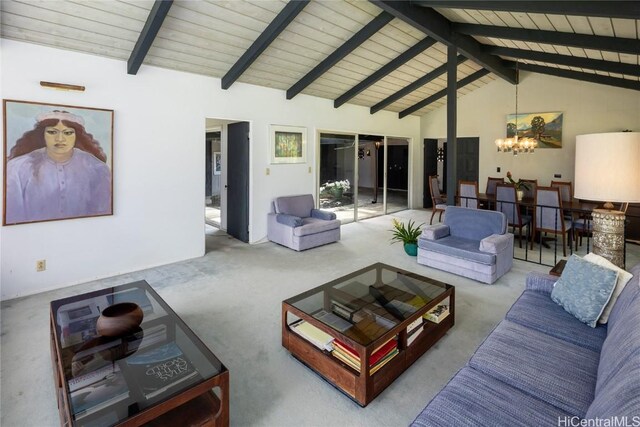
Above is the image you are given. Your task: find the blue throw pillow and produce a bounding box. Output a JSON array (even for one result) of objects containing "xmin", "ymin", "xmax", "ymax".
[{"xmin": 551, "ymin": 255, "xmax": 618, "ymax": 328}]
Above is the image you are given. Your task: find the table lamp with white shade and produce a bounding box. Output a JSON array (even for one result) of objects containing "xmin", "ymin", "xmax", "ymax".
[{"xmin": 574, "ymin": 132, "xmax": 640, "ymax": 268}]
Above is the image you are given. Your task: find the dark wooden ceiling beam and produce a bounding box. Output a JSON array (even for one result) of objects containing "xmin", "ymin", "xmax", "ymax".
[
  {"xmin": 370, "ymin": 54, "xmax": 467, "ymax": 114},
  {"xmin": 412, "ymin": 1, "xmax": 640, "ymax": 19},
  {"xmin": 222, "ymin": 0, "xmax": 309, "ymax": 90},
  {"xmin": 127, "ymin": 0, "xmax": 173, "ymax": 75},
  {"xmin": 286, "ymin": 11, "xmax": 394, "ymax": 100},
  {"xmin": 370, "ymin": 0, "xmax": 517, "ymax": 83},
  {"xmin": 334, "ymin": 37, "xmax": 437, "ymax": 108},
  {"xmin": 486, "ymin": 46, "xmax": 640, "ymax": 77},
  {"xmin": 455, "ymin": 23, "xmax": 640, "ymax": 55},
  {"xmin": 399, "ymin": 68, "xmax": 490, "ymax": 118},
  {"xmin": 513, "ymin": 63, "xmax": 640, "ymax": 91}
]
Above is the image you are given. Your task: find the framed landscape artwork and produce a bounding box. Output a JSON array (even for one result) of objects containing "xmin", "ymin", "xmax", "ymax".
[
  {"xmin": 3, "ymin": 99, "xmax": 114, "ymax": 225},
  {"xmin": 506, "ymin": 111, "xmax": 563, "ymax": 148},
  {"xmin": 270, "ymin": 125, "xmax": 306, "ymax": 164}
]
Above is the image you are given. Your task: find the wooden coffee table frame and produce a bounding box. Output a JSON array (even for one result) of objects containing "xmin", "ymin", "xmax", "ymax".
[
  {"xmin": 281, "ymin": 264, "xmax": 455, "ymax": 407},
  {"xmin": 50, "ymin": 283, "xmax": 229, "ymax": 427}
]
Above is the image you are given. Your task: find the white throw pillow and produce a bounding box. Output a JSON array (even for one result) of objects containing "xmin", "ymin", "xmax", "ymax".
[{"xmin": 583, "ymin": 253, "xmax": 634, "ymax": 324}]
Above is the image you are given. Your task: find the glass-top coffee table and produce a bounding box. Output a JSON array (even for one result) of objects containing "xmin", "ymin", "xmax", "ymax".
[
  {"xmin": 282, "ymin": 263, "xmax": 455, "ymax": 406},
  {"xmin": 50, "ymin": 280, "xmax": 229, "ymax": 426}
]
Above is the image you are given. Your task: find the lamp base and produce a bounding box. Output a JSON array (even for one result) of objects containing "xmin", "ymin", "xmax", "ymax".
[{"xmin": 591, "ymin": 208, "xmax": 625, "ymax": 268}]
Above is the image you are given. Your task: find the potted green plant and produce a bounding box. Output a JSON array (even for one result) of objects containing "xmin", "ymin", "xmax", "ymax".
[
  {"xmin": 506, "ymin": 171, "xmax": 531, "ymax": 200},
  {"xmin": 390, "ymin": 219, "xmax": 424, "ymax": 256},
  {"xmin": 320, "ymin": 179, "xmax": 350, "ymax": 200}
]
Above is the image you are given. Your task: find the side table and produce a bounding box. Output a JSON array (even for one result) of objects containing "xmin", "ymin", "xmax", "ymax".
[{"xmin": 549, "ymin": 259, "xmax": 567, "ymax": 277}]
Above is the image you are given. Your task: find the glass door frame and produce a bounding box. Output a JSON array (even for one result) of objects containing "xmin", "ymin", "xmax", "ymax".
[{"xmin": 316, "ymin": 129, "xmax": 413, "ymax": 223}]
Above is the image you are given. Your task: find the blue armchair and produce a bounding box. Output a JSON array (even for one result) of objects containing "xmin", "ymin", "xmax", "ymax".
[
  {"xmin": 418, "ymin": 206, "xmax": 513, "ymax": 284},
  {"xmin": 267, "ymin": 194, "xmax": 341, "ymax": 251}
]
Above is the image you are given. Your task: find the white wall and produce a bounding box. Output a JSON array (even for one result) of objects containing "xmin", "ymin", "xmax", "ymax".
[
  {"xmin": 0, "ymin": 39, "xmax": 420, "ymax": 300},
  {"xmin": 421, "ymin": 72, "xmax": 640, "ymax": 191}
]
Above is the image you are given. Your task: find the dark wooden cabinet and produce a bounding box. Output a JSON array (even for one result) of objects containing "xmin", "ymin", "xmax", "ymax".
[{"xmin": 626, "ymin": 203, "xmax": 640, "ymax": 243}]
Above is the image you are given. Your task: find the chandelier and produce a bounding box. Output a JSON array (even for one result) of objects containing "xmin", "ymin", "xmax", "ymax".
[{"xmin": 495, "ymin": 63, "xmax": 537, "ymax": 155}]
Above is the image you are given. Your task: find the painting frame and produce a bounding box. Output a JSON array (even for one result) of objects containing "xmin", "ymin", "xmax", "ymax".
[
  {"xmin": 506, "ymin": 111, "xmax": 563, "ymax": 149},
  {"xmin": 214, "ymin": 151, "xmax": 221, "ymax": 175},
  {"xmin": 3, "ymin": 99, "xmax": 114, "ymax": 226},
  {"xmin": 270, "ymin": 125, "xmax": 307, "ymax": 164}
]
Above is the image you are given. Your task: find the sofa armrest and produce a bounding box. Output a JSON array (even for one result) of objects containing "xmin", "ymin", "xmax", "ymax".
[
  {"xmin": 422, "ymin": 224, "xmax": 449, "ymax": 240},
  {"xmin": 525, "ymin": 272, "xmax": 558, "ymax": 295},
  {"xmin": 311, "ymin": 209, "xmax": 336, "ymax": 221},
  {"xmin": 479, "ymin": 233, "xmax": 512, "ymax": 254},
  {"xmin": 276, "ymin": 213, "xmax": 303, "ymax": 227}
]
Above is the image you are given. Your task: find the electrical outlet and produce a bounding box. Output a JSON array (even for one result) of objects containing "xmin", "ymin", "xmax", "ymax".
[
  {"xmin": 266, "ymin": 168, "xmax": 270, "ymax": 176},
  {"xmin": 308, "ymin": 166, "xmax": 312, "ymax": 174},
  {"xmin": 36, "ymin": 260, "xmax": 46, "ymax": 272},
  {"xmin": 497, "ymin": 167, "xmax": 501, "ymax": 173},
  {"xmin": 554, "ymin": 173, "xmax": 562, "ymax": 178}
]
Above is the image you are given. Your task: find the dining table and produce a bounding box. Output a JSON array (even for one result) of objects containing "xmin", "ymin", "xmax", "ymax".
[
  {"xmin": 475, "ymin": 193, "xmax": 601, "ymax": 250},
  {"xmin": 476, "ymin": 193, "xmax": 600, "ymax": 214}
]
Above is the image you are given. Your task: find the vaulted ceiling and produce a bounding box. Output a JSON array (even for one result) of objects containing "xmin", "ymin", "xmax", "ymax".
[{"xmin": 1, "ymin": 1, "xmax": 638, "ymax": 118}]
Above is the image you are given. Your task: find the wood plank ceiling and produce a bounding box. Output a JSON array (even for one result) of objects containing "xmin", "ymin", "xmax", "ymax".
[{"xmin": 1, "ymin": 1, "xmax": 638, "ymax": 118}]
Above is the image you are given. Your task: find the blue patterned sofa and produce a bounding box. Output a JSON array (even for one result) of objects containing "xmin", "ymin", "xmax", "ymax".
[
  {"xmin": 412, "ymin": 263, "xmax": 640, "ymax": 426},
  {"xmin": 417, "ymin": 206, "xmax": 513, "ymax": 284}
]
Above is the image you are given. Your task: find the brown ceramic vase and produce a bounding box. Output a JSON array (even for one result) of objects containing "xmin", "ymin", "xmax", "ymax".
[{"xmin": 96, "ymin": 302, "xmax": 144, "ymax": 337}]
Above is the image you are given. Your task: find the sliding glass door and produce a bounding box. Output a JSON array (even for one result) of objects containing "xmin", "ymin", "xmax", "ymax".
[
  {"xmin": 319, "ymin": 133, "xmax": 356, "ymax": 224},
  {"xmin": 356, "ymin": 135, "xmax": 384, "ymax": 221},
  {"xmin": 385, "ymin": 137, "xmax": 409, "ymax": 214},
  {"xmin": 319, "ymin": 132, "xmax": 410, "ymax": 222}
]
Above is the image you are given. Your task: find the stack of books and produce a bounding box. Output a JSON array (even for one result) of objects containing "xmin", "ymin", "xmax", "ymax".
[
  {"xmin": 290, "ymin": 320, "xmax": 335, "ymax": 351},
  {"xmin": 406, "ymin": 315, "xmax": 425, "ymax": 346},
  {"xmin": 332, "ymin": 337, "xmax": 399, "ymax": 376},
  {"xmin": 425, "ymin": 304, "xmax": 450, "ymax": 324}
]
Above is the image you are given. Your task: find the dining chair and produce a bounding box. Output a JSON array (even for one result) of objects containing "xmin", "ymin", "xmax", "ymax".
[
  {"xmin": 550, "ymin": 181, "xmax": 573, "ymax": 203},
  {"xmin": 485, "ymin": 177, "xmax": 505, "ymax": 210},
  {"xmin": 486, "ymin": 177, "xmax": 506, "ymax": 197},
  {"xmin": 551, "ymin": 180, "xmax": 574, "ymax": 220},
  {"xmin": 458, "ymin": 180, "xmax": 479, "ymax": 209},
  {"xmin": 496, "ymin": 183, "xmax": 532, "ymax": 249},
  {"xmin": 574, "ymin": 202, "xmax": 629, "ymax": 250},
  {"xmin": 535, "ymin": 186, "xmax": 573, "ymax": 257},
  {"xmin": 428, "ymin": 175, "xmax": 447, "ymax": 224}
]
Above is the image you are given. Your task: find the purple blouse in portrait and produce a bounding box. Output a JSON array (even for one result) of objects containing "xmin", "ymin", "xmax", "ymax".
[{"xmin": 5, "ymin": 148, "xmax": 111, "ymax": 224}]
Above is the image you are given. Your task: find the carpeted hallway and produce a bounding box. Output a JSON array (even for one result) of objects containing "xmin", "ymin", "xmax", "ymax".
[{"xmin": 2, "ymin": 209, "xmax": 637, "ymax": 427}]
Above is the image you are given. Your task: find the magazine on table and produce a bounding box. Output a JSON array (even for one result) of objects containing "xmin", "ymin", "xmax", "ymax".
[
  {"xmin": 69, "ymin": 364, "xmax": 129, "ymax": 419},
  {"xmin": 125, "ymin": 341, "xmax": 199, "ymax": 400}
]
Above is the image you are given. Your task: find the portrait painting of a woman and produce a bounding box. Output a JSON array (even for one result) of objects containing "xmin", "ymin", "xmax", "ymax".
[{"xmin": 3, "ymin": 100, "xmax": 113, "ymax": 225}]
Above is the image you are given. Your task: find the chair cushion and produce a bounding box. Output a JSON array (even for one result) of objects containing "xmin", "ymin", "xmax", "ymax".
[
  {"xmin": 606, "ymin": 265, "xmax": 640, "ymax": 331},
  {"xmin": 551, "ymin": 255, "xmax": 618, "ymax": 327},
  {"xmin": 468, "ymin": 320, "xmax": 600, "ymax": 416},
  {"xmin": 594, "ymin": 277, "xmax": 640, "ymax": 396},
  {"xmin": 444, "ymin": 206, "xmax": 507, "ymax": 240},
  {"xmin": 505, "ymin": 290, "xmax": 607, "ymax": 352},
  {"xmin": 420, "ymin": 236, "xmax": 496, "ymax": 265},
  {"xmin": 587, "ymin": 357, "xmax": 640, "ymax": 419},
  {"xmin": 292, "ymin": 217, "xmax": 341, "ymax": 237},
  {"xmin": 276, "ymin": 213, "xmax": 302, "ymax": 227},
  {"xmin": 411, "ymin": 367, "xmax": 567, "ymax": 427},
  {"xmin": 274, "ymin": 194, "xmax": 314, "ymax": 218}
]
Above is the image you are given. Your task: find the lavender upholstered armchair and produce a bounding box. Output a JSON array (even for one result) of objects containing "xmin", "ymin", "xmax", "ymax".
[{"xmin": 267, "ymin": 194, "xmax": 341, "ymax": 251}]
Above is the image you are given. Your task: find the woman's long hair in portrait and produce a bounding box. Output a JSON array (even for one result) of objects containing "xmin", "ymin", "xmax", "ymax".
[{"xmin": 9, "ymin": 117, "xmax": 107, "ymax": 162}]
